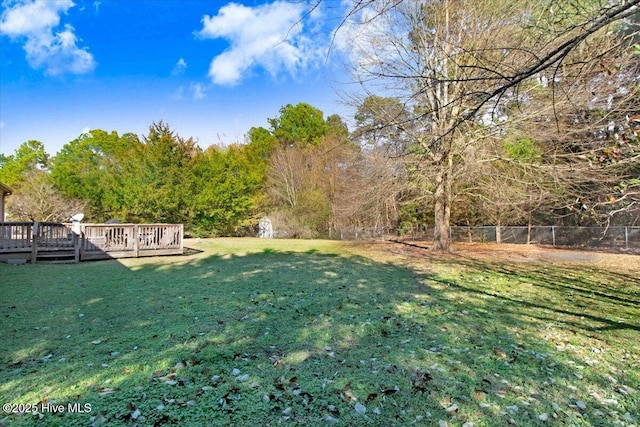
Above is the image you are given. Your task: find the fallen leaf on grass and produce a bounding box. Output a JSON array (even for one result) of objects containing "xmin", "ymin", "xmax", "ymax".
[
  {"xmin": 355, "ymin": 402, "xmax": 367, "ymax": 414},
  {"xmin": 445, "ymin": 404, "xmax": 459, "ymax": 413},
  {"xmin": 342, "ymin": 382, "xmax": 358, "ymax": 402},
  {"xmin": 325, "ymin": 415, "xmax": 339, "ymax": 425},
  {"xmin": 155, "ymin": 373, "xmax": 177, "ymax": 383},
  {"xmin": 131, "ymin": 408, "xmax": 141, "ymax": 420},
  {"xmin": 382, "ymin": 386, "xmax": 399, "ymax": 395},
  {"xmin": 440, "ymin": 396, "xmax": 452, "ymax": 408},
  {"xmin": 171, "ymin": 361, "xmax": 187, "ymax": 372},
  {"xmin": 473, "ymin": 389, "xmax": 487, "ymax": 401},
  {"xmin": 412, "ymin": 369, "xmax": 432, "ymax": 392},
  {"xmin": 287, "ymin": 376, "xmax": 297, "ymax": 386},
  {"xmin": 617, "ymin": 384, "xmax": 637, "ymax": 395},
  {"xmin": 90, "ymin": 413, "xmax": 107, "ymax": 427},
  {"xmin": 493, "ymin": 348, "xmax": 507, "ymax": 359},
  {"xmin": 95, "ymin": 386, "xmax": 116, "ymax": 396}
]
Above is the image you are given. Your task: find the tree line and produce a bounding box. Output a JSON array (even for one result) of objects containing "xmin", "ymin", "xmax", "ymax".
[{"xmin": 1, "ymin": 0, "xmax": 639, "ymax": 247}]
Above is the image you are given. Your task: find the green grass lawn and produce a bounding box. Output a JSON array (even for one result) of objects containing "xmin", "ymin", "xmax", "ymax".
[{"xmin": 1, "ymin": 238, "xmax": 638, "ymax": 426}]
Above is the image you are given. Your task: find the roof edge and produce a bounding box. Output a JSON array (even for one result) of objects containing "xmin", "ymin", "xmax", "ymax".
[{"xmin": 0, "ymin": 181, "xmax": 13, "ymax": 195}]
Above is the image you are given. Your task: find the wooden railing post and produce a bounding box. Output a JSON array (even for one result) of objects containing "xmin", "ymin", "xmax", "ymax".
[
  {"xmin": 134, "ymin": 224, "xmax": 139, "ymax": 258},
  {"xmin": 30, "ymin": 221, "xmax": 39, "ymax": 264},
  {"xmin": 73, "ymin": 233, "xmax": 80, "ymax": 263},
  {"xmin": 79, "ymin": 227, "xmax": 86, "ymax": 261},
  {"xmin": 179, "ymin": 224, "xmax": 184, "ymax": 253}
]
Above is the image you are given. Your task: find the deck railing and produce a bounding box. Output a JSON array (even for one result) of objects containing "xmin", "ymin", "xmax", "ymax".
[
  {"xmin": 0, "ymin": 222, "xmax": 33, "ymax": 251},
  {"xmin": 0, "ymin": 222, "xmax": 183, "ymax": 263},
  {"xmin": 38, "ymin": 222, "xmax": 75, "ymax": 249},
  {"xmin": 80, "ymin": 223, "xmax": 183, "ymax": 260}
]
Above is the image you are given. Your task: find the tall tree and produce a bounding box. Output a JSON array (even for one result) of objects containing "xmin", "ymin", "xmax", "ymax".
[
  {"xmin": 0, "ymin": 140, "xmax": 48, "ymax": 187},
  {"xmin": 353, "ymin": 95, "xmax": 412, "ymax": 155},
  {"xmin": 268, "ymin": 102, "xmax": 330, "ymax": 147},
  {"xmin": 336, "ymin": 0, "xmax": 639, "ymax": 249},
  {"xmin": 121, "ymin": 121, "xmax": 198, "ymax": 223},
  {"xmin": 191, "ymin": 139, "xmax": 273, "ymax": 236},
  {"xmin": 51, "ymin": 130, "xmax": 139, "ymax": 220}
]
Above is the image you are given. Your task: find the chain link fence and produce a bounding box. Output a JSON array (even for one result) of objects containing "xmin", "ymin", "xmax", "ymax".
[
  {"xmin": 311, "ymin": 225, "xmax": 640, "ymax": 252},
  {"xmin": 450, "ymin": 226, "xmax": 640, "ymax": 251}
]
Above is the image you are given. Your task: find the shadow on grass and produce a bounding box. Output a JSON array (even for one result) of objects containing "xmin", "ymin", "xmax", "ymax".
[
  {"xmin": 425, "ymin": 261, "xmax": 640, "ymax": 334},
  {"xmin": 0, "ymin": 246, "xmax": 638, "ymax": 426}
]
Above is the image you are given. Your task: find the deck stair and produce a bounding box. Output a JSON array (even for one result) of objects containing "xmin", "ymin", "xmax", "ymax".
[{"xmin": 35, "ymin": 250, "xmax": 77, "ymax": 264}]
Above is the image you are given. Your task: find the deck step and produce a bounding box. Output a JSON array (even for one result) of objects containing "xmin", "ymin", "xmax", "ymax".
[
  {"xmin": 36, "ymin": 253, "xmax": 75, "ymax": 258},
  {"xmin": 36, "ymin": 251, "xmax": 77, "ymax": 263},
  {"xmin": 37, "ymin": 259, "xmax": 77, "ymax": 264}
]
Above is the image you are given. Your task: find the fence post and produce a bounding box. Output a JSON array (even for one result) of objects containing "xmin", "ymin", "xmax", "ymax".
[
  {"xmin": 30, "ymin": 221, "xmax": 39, "ymax": 263},
  {"xmin": 625, "ymin": 226, "xmax": 629, "ymax": 251},
  {"xmin": 552, "ymin": 226, "xmax": 556, "ymax": 247}
]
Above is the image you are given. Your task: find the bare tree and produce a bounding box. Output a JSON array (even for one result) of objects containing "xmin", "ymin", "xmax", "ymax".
[
  {"xmin": 7, "ymin": 171, "xmax": 86, "ymax": 222},
  {"xmin": 332, "ymin": 0, "xmax": 639, "ymax": 249}
]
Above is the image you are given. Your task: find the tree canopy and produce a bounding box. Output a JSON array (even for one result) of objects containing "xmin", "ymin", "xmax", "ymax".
[{"xmin": 268, "ymin": 102, "xmax": 330, "ymax": 147}]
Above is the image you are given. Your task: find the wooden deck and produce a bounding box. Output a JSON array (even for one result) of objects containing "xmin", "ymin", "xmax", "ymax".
[
  {"xmin": 80, "ymin": 223, "xmax": 183, "ymax": 261},
  {"xmin": 0, "ymin": 222, "xmax": 183, "ymax": 263}
]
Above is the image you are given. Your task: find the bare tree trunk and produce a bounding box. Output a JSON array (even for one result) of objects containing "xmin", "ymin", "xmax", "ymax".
[{"xmin": 432, "ymin": 148, "xmax": 453, "ymax": 251}]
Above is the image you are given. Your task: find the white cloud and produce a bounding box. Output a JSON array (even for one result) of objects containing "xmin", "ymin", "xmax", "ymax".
[
  {"xmin": 196, "ymin": 1, "xmax": 323, "ymax": 85},
  {"xmin": 332, "ymin": 3, "xmax": 397, "ymax": 67},
  {"xmin": 170, "ymin": 82, "xmax": 206, "ymax": 101},
  {"xmin": 171, "ymin": 85, "xmax": 185, "ymax": 101},
  {"xmin": 172, "ymin": 57, "xmax": 187, "ymax": 75},
  {"xmin": 0, "ymin": 0, "xmax": 95, "ymax": 76},
  {"xmin": 190, "ymin": 82, "xmax": 206, "ymax": 100}
]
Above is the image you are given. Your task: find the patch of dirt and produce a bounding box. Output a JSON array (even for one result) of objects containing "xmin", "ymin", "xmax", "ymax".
[{"xmin": 374, "ymin": 240, "xmax": 640, "ymax": 274}]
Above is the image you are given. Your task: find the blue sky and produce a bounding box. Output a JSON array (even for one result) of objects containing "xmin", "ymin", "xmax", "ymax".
[{"xmin": 0, "ymin": 0, "xmax": 356, "ymax": 156}]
